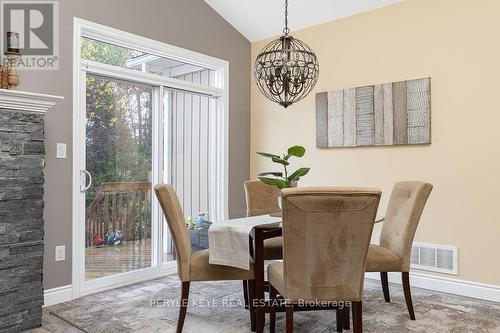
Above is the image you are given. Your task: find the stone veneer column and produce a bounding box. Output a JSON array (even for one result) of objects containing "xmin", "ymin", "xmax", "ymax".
[{"xmin": 0, "ymin": 90, "xmax": 62, "ymax": 331}]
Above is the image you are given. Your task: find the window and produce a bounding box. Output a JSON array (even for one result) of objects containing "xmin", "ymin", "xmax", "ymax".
[{"xmin": 81, "ymin": 37, "xmax": 217, "ymax": 87}]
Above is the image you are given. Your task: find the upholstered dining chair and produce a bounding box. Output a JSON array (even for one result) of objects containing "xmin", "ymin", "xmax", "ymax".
[
  {"xmin": 244, "ymin": 180, "xmax": 289, "ymax": 260},
  {"xmin": 243, "ymin": 180, "xmax": 298, "ymax": 312},
  {"xmin": 155, "ymin": 184, "xmax": 255, "ymax": 333},
  {"xmin": 366, "ymin": 181, "xmax": 433, "ymax": 320},
  {"xmin": 268, "ymin": 187, "xmax": 381, "ymax": 333}
]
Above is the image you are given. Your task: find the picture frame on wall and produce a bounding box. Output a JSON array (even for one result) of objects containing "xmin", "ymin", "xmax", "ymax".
[{"xmin": 316, "ymin": 77, "xmax": 431, "ymax": 148}]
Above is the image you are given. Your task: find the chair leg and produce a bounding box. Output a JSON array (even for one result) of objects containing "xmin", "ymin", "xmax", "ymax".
[
  {"xmin": 177, "ymin": 281, "xmax": 190, "ymax": 333},
  {"xmin": 248, "ymin": 279, "xmax": 256, "ymax": 332},
  {"xmin": 243, "ymin": 280, "xmax": 249, "ymax": 309},
  {"xmin": 269, "ymin": 285, "xmax": 277, "ymax": 333},
  {"xmin": 380, "ymin": 272, "xmax": 391, "ymax": 302},
  {"xmin": 343, "ymin": 307, "xmax": 350, "ymax": 330},
  {"xmin": 402, "ymin": 272, "xmax": 416, "ymax": 320},
  {"xmin": 352, "ymin": 301, "xmax": 362, "ymax": 333},
  {"xmin": 285, "ymin": 305, "xmax": 294, "ymax": 333},
  {"xmin": 336, "ymin": 308, "xmax": 344, "ymax": 332}
]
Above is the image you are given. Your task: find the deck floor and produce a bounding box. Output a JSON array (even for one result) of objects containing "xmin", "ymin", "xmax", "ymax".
[{"xmin": 85, "ymin": 239, "xmax": 152, "ymax": 280}]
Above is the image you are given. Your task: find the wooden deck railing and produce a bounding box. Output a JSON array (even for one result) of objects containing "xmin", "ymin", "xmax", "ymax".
[{"xmin": 85, "ymin": 182, "xmax": 152, "ymax": 247}]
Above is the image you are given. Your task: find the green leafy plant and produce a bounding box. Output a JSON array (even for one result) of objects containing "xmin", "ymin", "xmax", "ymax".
[{"xmin": 257, "ymin": 145, "xmax": 310, "ymax": 189}]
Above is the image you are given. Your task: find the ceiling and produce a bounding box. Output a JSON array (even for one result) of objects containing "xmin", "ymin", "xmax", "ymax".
[{"xmin": 203, "ymin": 0, "xmax": 402, "ymax": 42}]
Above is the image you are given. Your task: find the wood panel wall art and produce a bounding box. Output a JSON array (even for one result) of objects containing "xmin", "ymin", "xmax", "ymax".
[{"xmin": 316, "ymin": 77, "xmax": 431, "ymax": 148}]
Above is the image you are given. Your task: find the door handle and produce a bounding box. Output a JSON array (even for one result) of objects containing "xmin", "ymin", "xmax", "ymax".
[{"xmin": 81, "ymin": 170, "xmax": 92, "ymax": 192}]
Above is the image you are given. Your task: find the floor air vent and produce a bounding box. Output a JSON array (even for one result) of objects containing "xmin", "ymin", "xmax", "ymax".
[{"xmin": 410, "ymin": 242, "xmax": 458, "ymax": 275}]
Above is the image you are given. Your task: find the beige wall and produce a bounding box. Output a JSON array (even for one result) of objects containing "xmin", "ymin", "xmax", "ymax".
[
  {"xmin": 251, "ymin": 0, "xmax": 500, "ymax": 285},
  {"xmin": 20, "ymin": 0, "xmax": 250, "ymax": 289}
]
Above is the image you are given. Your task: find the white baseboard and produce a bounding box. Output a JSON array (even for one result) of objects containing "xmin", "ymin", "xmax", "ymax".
[
  {"xmin": 365, "ymin": 272, "xmax": 500, "ymax": 303},
  {"xmin": 44, "ymin": 284, "xmax": 73, "ymax": 307}
]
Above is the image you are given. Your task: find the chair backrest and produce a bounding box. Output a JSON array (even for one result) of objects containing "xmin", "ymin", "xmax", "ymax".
[
  {"xmin": 244, "ymin": 180, "xmax": 282, "ymax": 216},
  {"xmin": 380, "ymin": 181, "xmax": 433, "ymax": 271},
  {"xmin": 281, "ymin": 187, "xmax": 381, "ymax": 302},
  {"xmin": 244, "ymin": 180, "xmax": 298, "ymax": 216},
  {"xmin": 154, "ymin": 184, "xmax": 192, "ymax": 281}
]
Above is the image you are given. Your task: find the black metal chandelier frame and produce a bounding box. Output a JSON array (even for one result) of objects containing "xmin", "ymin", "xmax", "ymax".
[{"xmin": 253, "ymin": 0, "xmax": 319, "ymax": 108}]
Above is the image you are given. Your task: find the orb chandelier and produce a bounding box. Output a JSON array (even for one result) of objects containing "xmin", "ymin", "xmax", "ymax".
[{"xmin": 253, "ymin": 0, "xmax": 319, "ymax": 108}]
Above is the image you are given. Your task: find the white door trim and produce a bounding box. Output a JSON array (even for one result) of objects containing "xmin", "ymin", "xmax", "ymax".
[
  {"xmin": 71, "ymin": 18, "xmax": 83, "ymax": 299},
  {"xmin": 75, "ymin": 18, "xmax": 227, "ymax": 72}
]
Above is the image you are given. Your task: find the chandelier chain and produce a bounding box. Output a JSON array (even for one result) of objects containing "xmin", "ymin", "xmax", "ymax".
[{"xmin": 283, "ymin": 0, "xmax": 290, "ymax": 35}]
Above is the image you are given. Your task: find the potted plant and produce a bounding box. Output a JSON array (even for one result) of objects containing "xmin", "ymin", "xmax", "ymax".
[{"xmin": 257, "ymin": 145, "xmax": 310, "ymax": 190}]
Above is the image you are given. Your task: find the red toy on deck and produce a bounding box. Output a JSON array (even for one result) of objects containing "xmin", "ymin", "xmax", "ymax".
[{"xmin": 92, "ymin": 234, "xmax": 105, "ymax": 247}]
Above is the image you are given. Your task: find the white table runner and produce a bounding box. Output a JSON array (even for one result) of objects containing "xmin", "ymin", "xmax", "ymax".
[{"xmin": 208, "ymin": 215, "xmax": 282, "ymax": 270}]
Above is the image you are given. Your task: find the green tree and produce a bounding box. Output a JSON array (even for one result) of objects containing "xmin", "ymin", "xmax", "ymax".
[{"xmin": 83, "ymin": 38, "xmax": 152, "ymax": 241}]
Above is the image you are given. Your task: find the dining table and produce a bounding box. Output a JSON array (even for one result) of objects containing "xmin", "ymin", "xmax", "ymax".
[{"xmin": 207, "ymin": 211, "xmax": 384, "ymax": 333}]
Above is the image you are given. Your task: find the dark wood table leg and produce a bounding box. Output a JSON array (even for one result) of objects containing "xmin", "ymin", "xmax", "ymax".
[
  {"xmin": 253, "ymin": 228, "xmax": 265, "ymax": 333},
  {"xmin": 248, "ymin": 236, "xmax": 256, "ymax": 331}
]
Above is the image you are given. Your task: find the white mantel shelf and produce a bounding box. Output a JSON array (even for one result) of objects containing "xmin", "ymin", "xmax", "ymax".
[{"xmin": 0, "ymin": 89, "xmax": 64, "ymax": 113}]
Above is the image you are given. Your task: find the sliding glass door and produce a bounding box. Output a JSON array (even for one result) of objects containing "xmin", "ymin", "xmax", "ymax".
[
  {"xmin": 84, "ymin": 75, "xmax": 153, "ymax": 281},
  {"xmin": 80, "ymin": 72, "xmax": 221, "ymax": 291},
  {"xmin": 74, "ymin": 19, "xmax": 228, "ymax": 297}
]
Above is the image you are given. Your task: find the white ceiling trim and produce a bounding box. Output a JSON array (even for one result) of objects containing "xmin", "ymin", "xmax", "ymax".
[{"xmin": 204, "ymin": 0, "xmax": 402, "ymax": 42}]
